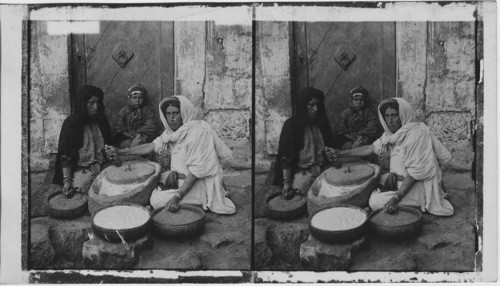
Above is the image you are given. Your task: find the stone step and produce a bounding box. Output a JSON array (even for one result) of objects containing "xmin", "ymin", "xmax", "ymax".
[{"xmin": 300, "ymin": 234, "xmax": 368, "ymax": 271}]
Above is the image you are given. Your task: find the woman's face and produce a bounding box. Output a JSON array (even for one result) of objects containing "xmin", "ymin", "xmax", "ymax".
[
  {"xmin": 87, "ymin": 96, "xmax": 100, "ymax": 117},
  {"xmin": 306, "ymin": 97, "xmax": 320, "ymax": 120},
  {"xmin": 165, "ymin": 105, "xmax": 183, "ymax": 131},
  {"xmin": 384, "ymin": 107, "xmax": 402, "ymax": 133},
  {"xmin": 129, "ymin": 91, "xmax": 144, "ymax": 108}
]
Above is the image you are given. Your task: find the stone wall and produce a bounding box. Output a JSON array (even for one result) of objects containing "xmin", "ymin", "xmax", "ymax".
[
  {"xmin": 396, "ymin": 22, "xmax": 476, "ymax": 171},
  {"xmin": 29, "ymin": 21, "xmax": 71, "ymax": 173},
  {"xmin": 175, "ymin": 21, "xmax": 253, "ymax": 170},
  {"xmin": 255, "ymin": 21, "xmax": 292, "ymax": 172}
]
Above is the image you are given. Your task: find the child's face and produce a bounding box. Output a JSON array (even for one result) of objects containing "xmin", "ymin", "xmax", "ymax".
[
  {"xmin": 350, "ymin": 94, "xmax": 366, "ymax": 111},
  {"xmin": 129, "ymin": 91, "xmax": 144, "ymax": 108}
]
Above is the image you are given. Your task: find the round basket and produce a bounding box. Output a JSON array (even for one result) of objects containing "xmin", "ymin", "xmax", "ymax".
[
  {"xmin": 91, "ymin": 203, "xmax": 151, "ymax": 243},
  {"xmin": 47, "ymin": 191, "xmax": 88, "ymax": 220},
  {"xmin": 265, "ymin": 192, "xmax": 307, "ymax": 221},
  {"xmin": 151, "ymin": 204, "xmax": 206, "ymax": 238},
  {"xmin": 368, "ymin": 206, "xmax": 423, "ymax": 240},
  {"xmin": 308, "ymin": 204, "xmax": 368, "ymax": 244}
]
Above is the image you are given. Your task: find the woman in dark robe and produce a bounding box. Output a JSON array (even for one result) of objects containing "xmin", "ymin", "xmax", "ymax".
[
  {"xmin": 52, "ymin": 85, "xmax": 113, "ymax": 197},
  {"xmin": 273, "ymin": 87, "xmax": 342, "ymax": 198}
]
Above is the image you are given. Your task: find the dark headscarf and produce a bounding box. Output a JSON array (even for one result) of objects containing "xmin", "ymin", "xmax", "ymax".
[
  {"xmin": 272, "ymin": 87, "xmax": 341, "ymax": 186},
  {"xmin": 53, "ymin": 85, "xmax": 113, "ymax": 185}
]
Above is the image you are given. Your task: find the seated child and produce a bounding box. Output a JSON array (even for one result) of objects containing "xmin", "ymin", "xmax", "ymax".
[
  {"xmin": 114, "ymin": 84, "xmax": 157, "ymax": 148},
  {"xmin": 337, "ymin": 86, "xmax": 381, "ymax": 149}
]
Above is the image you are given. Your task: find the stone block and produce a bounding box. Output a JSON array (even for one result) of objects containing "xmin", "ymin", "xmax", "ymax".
[
  {"xmin": 268, "ymin": 222, "xmax": 309, "ymax": 264},
  {"xmin": 206, "ymin": 23, "xmax": 252, "ymax": 77},
  {"xmin": 370, "ymin": 252, "xmax": 417, "ymax": 271},
  {"xmin": 254, "ymin": 154, "xmax": 272, "ymax": 174},
  {"xmin": 396, "ymin": 22, "xmax": 427, "ymax": 121},
  {"xmin": 204, "ymin": 76, "xmax": 251, "ymax": 110},
  {"xmin": 43, "ymin": 118, "xmax": 66, "ymax": 154},
  {"xmin": 427, "ymin": 112, "xmax": 472, "ymax": 142},
  {"xmin": 299, "ymin": 234, "xmax": 367, "ymax": 271},
  {"xmin": 41, "ymin": 74, "xmax": 71, "ymax": 118},
  {"xmin": 255, "ymin": 86, "xmax": 267, "ymax": 153},
  {"xmin": 201, "ymin": 231, "xmax": 244, "ymax": 249},
  {"xmin": 257, "ymin": 21, "xmax": 291, "ymax": 77},
  {"xmin": 30, "ymin": 118, "xmax": 49, "ymax": 173},
  {"xmin": 425, "ymin": 22, "xmax": 475, "ymax": 113},
  {"xmin": 158, "ymin": 251, "xmax": 202, "ymax": 270},
  {"xmin": 205, "ymin": 110, "xmax": 251, "ymax": 153},
  {"xmin": 175, "ymin": 21, "xmax": 206, "ymax": 109},
  {"xmin": 418, "ymin": 233, "xmax": 462, "ymax": 250},
  {"xmin": 51, "ymin": 222, "xmax": 92, "ymax": 262},
  {"xmin": 254, "ymin": 224, "xmax": 272, "ymax": 269},
  {"xmin": 265, "ymin": 110, "xmax": 289, "ymax": 155},
  {"xmin": 30, "ymin": 223, "xmax": 55, "ymax": 269},
  {"xmin": 82, "ymin": 233, "xmax": 153, "ymax": 269},
  {"xmin": 39, "ymin": 34, "xmax": 69, "ymax": 75},
  {"xmin": 446, "ymin": 140, "xmax": 474, "ymax": 171},
  {"xmin": 261, "ymin": 76, "xmax": 293, "ymax": 112},
  {"xmin": 426, "ymin": 112, "xmax": 474, "ymax": 171}
]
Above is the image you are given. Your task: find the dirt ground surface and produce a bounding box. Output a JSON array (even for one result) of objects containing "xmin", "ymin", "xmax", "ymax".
[
  {"xmin": 29, "ymin": 166, "xmax": 477, "ymax": 272},
  {"xmin": 29, "ymin": 169, "xmax": 251, "ymax": 270},
  {"xmin": 254, "ymin": 171, "xmax": 478, "ymax": 272}
]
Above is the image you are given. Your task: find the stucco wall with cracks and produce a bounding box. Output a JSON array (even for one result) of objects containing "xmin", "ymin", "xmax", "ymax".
[
  {"xmin": 29, "ymin": 21, "xmax": 71, "ymax": 173},
  {"xmin": 397, "ymin": 21, "xmax": 476, "ymax": 172},
  {"xmin": 175, "ymin": 21, "xmax": 252, "ymax": 170}
]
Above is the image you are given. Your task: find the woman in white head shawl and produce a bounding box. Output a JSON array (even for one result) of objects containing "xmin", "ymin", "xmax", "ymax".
[
  {"xmin": 106, "ymin": 95, "xmax": 235, "ymax": 214},
  {"xmin": 333, "ymin": 97, "xmax": 454, "ymax": 216}
]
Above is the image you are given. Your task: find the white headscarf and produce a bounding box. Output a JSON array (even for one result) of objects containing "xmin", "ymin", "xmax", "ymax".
[
  {"xmin": 378, "ymin": 97, "xmax": 451, "ymax": 165},
  {"xmin": 156, "ymin": 95, "xmax": 232, "ymax": 162},
  {"xmin": 158, "ymin": 95, "xmax": 198, "ymax": 136}
]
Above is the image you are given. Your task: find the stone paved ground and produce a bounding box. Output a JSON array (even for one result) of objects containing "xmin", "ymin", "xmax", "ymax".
[
  {"xmin": 29, "ymin": 169, "xmax": 251, "ymax": 270},
  {"xmin": 255, "ymin": 171, "xmax": 478, "ymax": 272},
  {"xmin": 30, "ymin": 168, "xmax": 477, "ymax": 272}
]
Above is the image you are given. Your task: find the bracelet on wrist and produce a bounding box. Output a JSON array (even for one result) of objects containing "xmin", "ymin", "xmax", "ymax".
[
  {"xmin": 392, "ymin": 194, "xmax": 401, "ymax": 201},
  {"xmin": 174, "ymin": 192, "xmax": 183, "ymax": 200}
]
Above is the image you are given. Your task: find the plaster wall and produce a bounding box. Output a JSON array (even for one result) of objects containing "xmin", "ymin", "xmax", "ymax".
[
  {"xmin": 175, "ymin": 21, "xmax": 253, "ymax": 170},
  {"xmin": 397, "ymin": 21, "xmax": 476, "ymax": 171},
  {"xmin": 255, "ymin": 21, "xmax": 292, "ymax": 172},
  {"xmin": 29, "ymin": 21, "xmax": 70, "ymax": 173}
]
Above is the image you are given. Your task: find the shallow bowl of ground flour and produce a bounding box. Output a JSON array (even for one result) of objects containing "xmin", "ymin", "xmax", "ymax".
[
  {"xmin": 309, "ymin": 204, "xmax": 368, "ymax": 244},
  {"xmin": 92, "ymin": 203, "xmax": 151, "ymax": 242}
]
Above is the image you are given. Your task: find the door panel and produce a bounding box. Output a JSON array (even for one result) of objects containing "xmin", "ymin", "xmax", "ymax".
[
  {"xmin": 71, "ymin": 21, "xmax": 175, "ymax": 137},
  {"xmin": 294, "ymin": 22, "xmax": 396, "ymax": 129}
]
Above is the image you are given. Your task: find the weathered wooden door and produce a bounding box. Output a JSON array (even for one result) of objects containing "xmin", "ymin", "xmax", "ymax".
[
  {"xmin": 70, "ymin": 21, "xmax": 175, "ymax": 136},
  {"xmin": 292, "ymin": 22, "xmax": 396, "ymax": 127}
]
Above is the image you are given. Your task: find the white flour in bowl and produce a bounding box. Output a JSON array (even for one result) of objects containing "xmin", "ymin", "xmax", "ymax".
[
  {"xmin": 311, "ymin": 207, "xmax": 366, "ymax": 231},
  {"xmin": 94, "ymin": 205, "xmax": 150, "ymax": 229}
]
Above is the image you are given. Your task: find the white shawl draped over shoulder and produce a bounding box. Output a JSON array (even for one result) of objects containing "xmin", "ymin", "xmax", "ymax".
[
  {"xmin": 369, "ymin": 98, "xmax": 453, "ymax": 216},
  {"xmin": 150, "ymin": 96, "xmax": 235, "ymax": 214}
]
